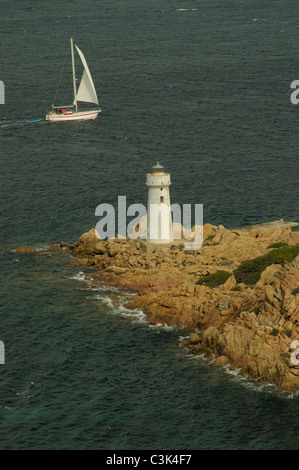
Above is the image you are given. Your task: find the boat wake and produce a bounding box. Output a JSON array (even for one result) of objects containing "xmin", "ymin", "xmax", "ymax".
[{"xmin": 0, "ymin": 118, "xmax": 45, "ymax": 129}]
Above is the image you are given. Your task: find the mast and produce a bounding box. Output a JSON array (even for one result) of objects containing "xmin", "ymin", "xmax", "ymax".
[{"xmin": 70, "ymin": 37, "xmax": 78, "ymax": 112}]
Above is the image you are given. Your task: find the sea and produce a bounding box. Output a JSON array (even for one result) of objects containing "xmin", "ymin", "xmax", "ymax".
[{"xmin": 0, "ymin": 0, "xmax": 299, "ymax": 451}]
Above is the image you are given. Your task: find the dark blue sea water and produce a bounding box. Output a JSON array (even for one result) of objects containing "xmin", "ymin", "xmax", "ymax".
[{"xmin": 1, "ymin": 0, "xmax": 299, "ymax": 450}]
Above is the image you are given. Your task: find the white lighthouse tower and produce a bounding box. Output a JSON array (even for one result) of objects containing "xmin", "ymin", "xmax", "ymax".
[{"xmin": 146, "ymin": 162, "xmax": 173, "ymax": 244}]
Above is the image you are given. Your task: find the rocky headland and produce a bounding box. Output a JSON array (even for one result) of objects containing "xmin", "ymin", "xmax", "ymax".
[{"xmin": 17, "ymin": 221, "xmax": 299, "ymax": 392}]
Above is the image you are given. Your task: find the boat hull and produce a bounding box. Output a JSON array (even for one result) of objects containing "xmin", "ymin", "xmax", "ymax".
[{"xmin": 46, "ymin": 109, "xmax": 101, "ymax": 122}]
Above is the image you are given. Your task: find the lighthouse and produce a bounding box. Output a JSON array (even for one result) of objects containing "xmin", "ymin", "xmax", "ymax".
[{"xmin": 146, "ymin": 162, "xmax": 173, "ymax": 244}]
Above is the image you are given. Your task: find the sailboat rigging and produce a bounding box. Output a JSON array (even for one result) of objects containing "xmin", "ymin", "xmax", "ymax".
[{"xmin": 46, "ymin": 38, "xmax": 101, "ymax": 122}]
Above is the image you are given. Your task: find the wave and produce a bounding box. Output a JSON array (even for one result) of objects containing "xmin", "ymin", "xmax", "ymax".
[
  {"xmin": 184, "ymin": 352, "xmax": 299, "ymax": 398},
  {"xmin": 15, "ymin": 381, "xmax": 35, "ymax": 400},
  {"xmin": 69, "ymin": 271, "xmax": 93, "ymax": 282},
  {"xmin": 224, "ymin": 366, "xmax": 299, "ymax": 398},
  {"xmin": 149, "ymin": 322, "xmax": 176, "ymax": 332},
  {"xmin": 176, "ymin": 8, "xmax": 199, "ymax": 12},
  {"xmin": 117, "ymin": 304, "xmax": 147, "ymax": 324},
  {"xmin": 69, "ymin": 270, "xmax": 147, "ymax": 324},
  {"xmin": 67, "ymin": 271, "xmax": 299, "ymax": 398}
]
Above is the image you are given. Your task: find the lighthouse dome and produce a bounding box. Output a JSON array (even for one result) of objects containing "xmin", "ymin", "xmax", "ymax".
[{"xmin": 151, "ymin": 162, "xmax": 165, "ymax": 174}]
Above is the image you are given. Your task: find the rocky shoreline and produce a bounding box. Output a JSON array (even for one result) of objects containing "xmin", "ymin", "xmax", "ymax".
[{"xmin": 17, "ymin": 221, "xmax": 299, "ymax": 392}]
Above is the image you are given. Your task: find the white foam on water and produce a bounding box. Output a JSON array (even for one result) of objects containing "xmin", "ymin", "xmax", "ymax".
[
  {"xmin": 0, "ymin": 118, "xmax": 45, "ymax": 129},
  {"xmin": 210, "ymin": 362, "xmax": 298, "ymax": 397},
  {"xmin": 89, "ymin": 284, "xmax": 121, "ymax": 294},
  {"xmin": 180, "ymin": 349, "xmax": 299, "ymax": 397},
  {"xmin": 69, "ymin": 271, "xmax": 87, "ymax": 282},
  {"xmin": 16, "ymin": 381, "xmax": 35, "ymax": 400},
  {"xmin": 149, "ymin": 322, "xmax": 176, "ymax": 332},
  {"xmin": 35, "ymin": 246, "xmax": 50, "ymax": 252},
  {"xmin": 176, "ymin": 8, "xmax": 199, "ymax": 12},
  {"xmin": 117, "ymin": 304, "xmax": 148, "ymax": 324},
  {"xmin": 178, "ymin": 334, "xmax": 191, "ymax": 342},
  {"xmin": 68, "ymin": 270, "xmax": 147, "ymax": 325},
  {"xmin": 93, "ymin": 294, "xmax": 114, "ymax": 308},
  {"xmin": 224, "ymin": 367, "xmax": 281, "ymax": 394},
  {"xmin": 94, "ymin": 290, "xmax": 147, "ymax": 324},
  {"xmin": 185, "ymin": 352, "xmax": 215, "ymax": 367},
  {"xmin": 66, "ymin": 271, "xmax": 299, "ymax": 397}
]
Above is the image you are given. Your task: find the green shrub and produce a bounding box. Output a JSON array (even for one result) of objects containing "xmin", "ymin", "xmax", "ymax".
[
  {"xmin": 252, "ymin": 305, "xmax": 261, "ymax": 315},
  {"xmin": 233, "ymin": 245, "xmax": 299, "ymax": 285},
  {"xmin": 206, "ymin": 234, "xmax": 215, "ymax": 241},
  {"xmin": 267, "ymin": 242, "xmax": 288, "ymax": 249},
  {"xmin": 231, "ymin": 286, "xmax": 241, "ymax": 291},
  {"xmin": 196, "ymin": 270, "xmax": 231, "ymax": 288},
  {"xmin": 270, "ymin": 328, "xmax": 279, "ymax": 336},
  {"xmin": 292, "ymin": 287, "xmax": 299, "ymax": 296}
]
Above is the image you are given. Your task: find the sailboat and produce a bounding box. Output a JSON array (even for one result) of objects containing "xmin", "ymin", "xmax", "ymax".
[{"xmin": 46, "ymin": 38, "xmax": 101, "ymax": 122}]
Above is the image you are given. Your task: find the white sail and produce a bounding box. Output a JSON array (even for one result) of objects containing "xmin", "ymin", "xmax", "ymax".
[{"xmin": 73, "ymin": 44, "xmax": 99, "ymax": 106}]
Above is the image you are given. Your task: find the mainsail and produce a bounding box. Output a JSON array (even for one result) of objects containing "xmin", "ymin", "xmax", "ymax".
[{"xmin": 73, "ymin": 44, "xmax": 99, "ymax": 106}]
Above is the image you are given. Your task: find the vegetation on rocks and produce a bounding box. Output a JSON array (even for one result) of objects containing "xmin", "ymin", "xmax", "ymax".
[
  {"xmin": 233, "ymin": 244, "xmax": 299, "ymax": 285},
  {"xmin": 196, "ymin": 270, "xmax": 231, "ymax": 287},
  {"xmin": 267, "ymin": 242, "xmax": 289, "ymax": 249},
  {"xmin": 16, "ymin": 220, "xmax": 299, "ymax": 392}
]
